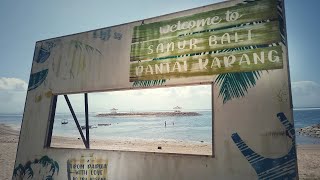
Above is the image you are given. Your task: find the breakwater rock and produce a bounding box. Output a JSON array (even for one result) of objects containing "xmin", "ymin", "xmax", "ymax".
[
  {"xmin": 297, "ymin": 124, "xmax": 320, "ymax": 138},
  {"xmin": 96, "ymin": 112, "xmax": 201, "ymax": 117}
]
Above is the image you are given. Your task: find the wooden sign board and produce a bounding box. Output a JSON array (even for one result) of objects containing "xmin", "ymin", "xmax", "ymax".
[{"xmin": 130, "ymin": 0, "xmax": 284, "ymax": 81}]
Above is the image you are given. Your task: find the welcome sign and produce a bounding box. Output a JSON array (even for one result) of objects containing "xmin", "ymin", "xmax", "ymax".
[
  {"xmin": 130, "ymin": 0, "xmax": 284, "ymax": 81},
  {"xmin": 15, "ymin": 0, "xmax": 297, "ymax": 179}
]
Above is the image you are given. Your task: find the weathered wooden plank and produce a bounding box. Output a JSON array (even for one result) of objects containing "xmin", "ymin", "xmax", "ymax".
[
  {"xmin": 132, "ymin": 0, "xmax": 278, "ymax": 43},
  {"xmin": 129, "ymin": 0, "xmax": 283, "ymax": 82},
  {"xmin": 130, "ymin": 45, "xmax": 283, "ymax": 81},
  {"xmin": 130, "ymin": 21, "xmax": 280, "ymax": 61}
]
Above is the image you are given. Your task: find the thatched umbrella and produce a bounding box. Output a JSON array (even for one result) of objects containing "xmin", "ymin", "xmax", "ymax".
[
  {"xmin": 110, "ymin": 108, "xmax": 118, "ymax": 114},
  {"xmin": 173, "ymin": 106, "xmax": 182, "ymax": 112}
]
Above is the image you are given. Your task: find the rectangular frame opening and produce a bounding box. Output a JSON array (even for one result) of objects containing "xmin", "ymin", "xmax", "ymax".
[{"xmin": 45, "ymin": 84, "xmax": 214, "ymax": 156}]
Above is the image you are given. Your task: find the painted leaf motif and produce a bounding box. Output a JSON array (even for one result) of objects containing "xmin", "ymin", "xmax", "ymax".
[
  {"xmin": 70, "ymin": 40, "xmax": 102, "ymax": 55},
  {"xmin": 54, "ymin": 161, "xmax": 60, "ymax": 175},
  {"xmin": 39, "ymin": 155, "xmax": 51, "ymax": 167},
  {"xmin": 46, "ymin": 175, "xmax": 53, "ymax": 180},
  {"xmin": 49, "ymin": 161, "xmax": 59, "ymax": 175},
  {"xmin": 132, "ymin": 79, "xmax": 166, "ymax": 87},
  {"xmin": 215, "ymin": 71, "xmax": 262, "ymax": 103},
  {"xmin": 35, "ymin": 47, "xmax": 51, "ymax": 63},
  {"xmin": 28, "ymin": 69, "xmax": 48, "ymax": 91},
  {"xmin": 13, "ymin": 164, "xmax": 25, "ymax": 177},
  {"xmin": 25, "ymin": 161, "xmax": 34, "ymax": 179}
]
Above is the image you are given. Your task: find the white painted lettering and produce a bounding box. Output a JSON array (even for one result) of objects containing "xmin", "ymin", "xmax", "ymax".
[
  {"xmin": 189, "ymin": 38, "xmax": 197, "ymax": 49},
  {"xmin": 172, "ymin": 62, "xmax": 182, "ymax": 72},
  {"xmin": 268, "ymin": 50, "xmax": 280, "ymax": 62},
  {"xmin": 156, "ymin": 43, "xmax": 164, "ymax": 53},
  {"xmin": 209, "ymin": 35, "xmax": 217, "ymax": 46},
  {"xmin": 199, "ymin": 58, "xmax": 209, "ymax": 70},
  {"xmin": 167, "ymin": 42, "xmax": 174, "ymax": 52},
  {"xmin": 221, "ymin": 33, "xmax": 231, "ymax": 44},
  {"xmin": 224, "ymin": 55, "xmax": 236, "ymax": 67},
  {"xmin": 211, "ymin": 16, "xmax": 222, "ymax": 24},
  {"xmin": 240, "ymin": 54, "xmax": 251, "ymax": 65},
  {"xmin": 136, "ymin": 66, "xmax": 143, "ymax": 76},
  {"xmin": 253, "ymin": 51, "xmax": 265, "ymax": 64},
  {"xmin": 145, "ymin": 65, "xmax": 154, "ymax": 75},
  {"xmin": 155, "ymin": 63, "xmax": 163, "ymax": 74},
  {"xmin": 147, "ymin": 45, "xmax": 153, "ymax": 54},
  {"xmin": 211, "ymin": 57, "xmax": 221, "ymax": 68}
]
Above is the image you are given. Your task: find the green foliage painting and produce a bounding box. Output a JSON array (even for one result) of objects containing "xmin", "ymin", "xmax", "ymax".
[
  {"xmin": 215, "ymin": 71, "xmax": 262, "ymax": 104},
  {"xmin": 49, "ymin": 39, "xmax": 102, "ymax": 79},
  {"xmin": 13, "ymin": 155, "xmax": 59, "ymax": 180},
  {"xmin": 67, "ymin": 40, "xmax": 102, "ymax": 78},
  {"xmin": 69, "ymin": 40, "xmax": 102, "ymax": 55}
]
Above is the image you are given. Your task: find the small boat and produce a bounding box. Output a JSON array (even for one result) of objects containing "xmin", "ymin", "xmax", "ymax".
[
  {"xmin": 98, "ymin": 123, "xmax": 111, "ymax": 126},
  {"xmin": 81, "ymin": 125, "xmax": 98, "ymax": 130},
  {"xmin": 61, "ymin": 119, "xmax": 68, "ymax": 125},
  {"xmin": 91, "ymin": 125, "xmax": 98, "ymax": 128}
]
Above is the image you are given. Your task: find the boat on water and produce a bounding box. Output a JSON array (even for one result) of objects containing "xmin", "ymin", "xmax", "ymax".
[
  {"xmin": 61, "ymin": 119, "xmax": 68, "ymax": 125},
  {"xmin": 98, "ymin": 123, "xmax": 111, "ymax": 126},
  {"xmin": 81, "ymin": 125, "xmax": 97, "ymax": 130},
  {"xmin": 91, "ymin": 125, "xmax": 97, "ymax": 128}
]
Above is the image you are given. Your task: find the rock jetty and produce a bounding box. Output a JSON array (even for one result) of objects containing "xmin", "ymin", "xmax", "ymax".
[
  {"xmin": 96, "ymin": 112, "xmax": 201, "ymax": 117},
  {"xmin": 297, "ymin": 124, "xmax": 320, "ymax": 138}
]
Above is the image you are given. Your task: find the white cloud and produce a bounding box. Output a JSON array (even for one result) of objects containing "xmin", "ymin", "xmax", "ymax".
[
  {"xmin": 291, "ymin": 81, "xmax": 320, "ymax": 107},
  {"xmin": 4, "ymin": 79, "xmax": 319, "ymax": 114},
  {"xmin": 54, "ymin": 85, "xmax": 212, "ymax": 113},
  {"xmin": 0, "ymin": 77, "xmax": 27, "ymax": 91},
  {"xmin": 0, "ymin": 77, "xmax": 27, "ymax": 113}
]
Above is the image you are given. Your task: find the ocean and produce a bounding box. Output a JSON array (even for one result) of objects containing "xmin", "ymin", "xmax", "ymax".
[
  {"xmin": 54, "ymin": 110, "xmax": 212, "ymax": 143},
  {"xmin": 1, "ymin": 109, "xmax": 320, "ymax": 144}
]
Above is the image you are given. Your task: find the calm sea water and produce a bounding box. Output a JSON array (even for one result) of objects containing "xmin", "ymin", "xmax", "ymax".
[
  {"xmin": 53, "ymin": 110, "xmax": 212, "ymax": 143},
  {"xmin": 293, "ymin": 108, "xmax": 320, "ymax": 144},
  {"xmin": 1, "ymin": 109, "xmax": 320, "ymax": 144}
]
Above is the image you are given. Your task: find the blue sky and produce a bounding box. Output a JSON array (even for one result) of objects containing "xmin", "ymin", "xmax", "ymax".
[{"xmin": 0, "ymin": 0, "xmax": 319, "ymax": 113}]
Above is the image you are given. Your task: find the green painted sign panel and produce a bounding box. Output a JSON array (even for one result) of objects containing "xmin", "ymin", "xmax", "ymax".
[{"xmin": 130, "ymin": 0, "xmax": 284, "ymax": 81}]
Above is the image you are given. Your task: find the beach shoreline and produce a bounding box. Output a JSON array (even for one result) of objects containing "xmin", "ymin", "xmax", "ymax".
[
  {"xmin": 1, "ymin": 124, "xmax": 320, "ymax": 179},
  {"xmin": 96, "ymin": 111, "xmax": 201, "ymax": 117}
]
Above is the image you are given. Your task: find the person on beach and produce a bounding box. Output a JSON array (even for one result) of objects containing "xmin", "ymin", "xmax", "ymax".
[{"xmin": 165, "ymin": 121, "xmax": 166, "ymax": 128}]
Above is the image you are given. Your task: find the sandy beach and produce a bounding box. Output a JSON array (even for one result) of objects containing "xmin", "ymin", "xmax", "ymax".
[
  {"xmin": 51, "ymin": 136, "xmax": 212, "ymax": 155},
  {"xmin": 1, "ymin": 124, "xmax": 320, "ymax": 180},
  {"xmin": 0, "ymin": 124, "xmax": 19, "ymax": 180}
]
